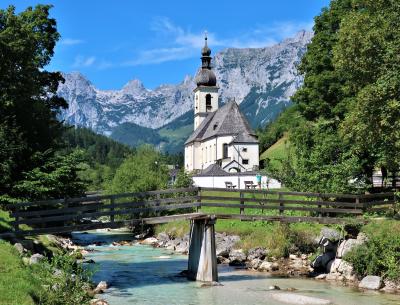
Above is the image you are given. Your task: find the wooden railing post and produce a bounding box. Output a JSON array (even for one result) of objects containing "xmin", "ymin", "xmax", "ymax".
[
  {"xmin": 13, "ymin": 206, "xmax": 20, "ymax": 233},
  {"xmin": 110, "ymin": 197, "xmax": 115, "ymax": 223},
  {"xmin": 278, "ymin": 193, "xmax": 284, "ymax": 215},
  {"xmin": 318, "ymin": 195, "xmax": 322, "ymax": 217},
  {"xmin": 156, "ymin": 193, "xmax": 161, "ymax": 217},
  {"xmin": 197, "ymin": 187, "xmax": 201, "ymax": 213},
  {"xmin": 240, "ymin": 191, "xmax": 245, "ymax": 215}
]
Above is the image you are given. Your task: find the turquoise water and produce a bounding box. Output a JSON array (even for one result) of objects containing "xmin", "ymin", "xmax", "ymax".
[{"xmin": 72, "ymin": 231, "xmax": 400, "ymax": 305}]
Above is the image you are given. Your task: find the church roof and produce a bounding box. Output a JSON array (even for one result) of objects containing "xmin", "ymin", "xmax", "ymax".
[
  {"xmin": 185, "ymin": 101, "xmax": 258, "ymax": 144},
  {"xmin": 193, "ymin": 164, "xmax": 258, "ymax": 177},
  {"xmin": 196, "ymin": 164, "xmax": 228, "ymax": 176}
]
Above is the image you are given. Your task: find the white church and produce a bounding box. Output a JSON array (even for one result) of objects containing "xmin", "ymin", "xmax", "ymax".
[
  {"xmin": 184, "ymin": 36, "xmax": 260, "ymax": 174},
  {"xmin": 183, "ymin": 37, "xmax": 284, "ymax": 189}
]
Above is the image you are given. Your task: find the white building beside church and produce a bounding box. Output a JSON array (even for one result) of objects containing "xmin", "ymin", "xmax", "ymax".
[{"xmin": 184, "ymin": 37, "xmax": 260, "ymax": 174}]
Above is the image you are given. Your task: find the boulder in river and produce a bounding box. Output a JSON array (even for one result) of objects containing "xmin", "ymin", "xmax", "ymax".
[
  {"xmin": 94, "ymin": 281, "xmax": 108, "ymax": 294},
  {"xmin": 359, "ymin": 276, "xmax": 383, "ymax": 290},
  {"xmin": 259, "ymin": 261, "xmax": 279, "ymax": 272},
  {"xmin": 336, "ymin": 239, "xmax": 363, "ymax": 258},
  {"xmin": 228, "ymin": 249, "xmax": 247, "ymax": 266},
  {"xmin": 268, "ymin": 292, "xmax": 333, "ymax": 305},
  {"xmin": 141, "ymin": 237, "xmax": 158, "ymax": 245},
  {"xmin": 247, "ymin": 247, "xmax": 268, "ymax": 261}
]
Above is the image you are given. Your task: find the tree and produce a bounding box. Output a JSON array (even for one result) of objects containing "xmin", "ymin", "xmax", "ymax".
[
  {"xmin": 334, "ymin": 0, "xmax": 400, "ymax": 177},
  {"xmin": 106, "ymin": 146, "xmax": 169, "ymax": 194},
  {"xmin": 0, "ymin": 5, "xmax": 86, "ymax": 202},
  {"xmin": 280, "ymin": 0, "xmax": 400, "ymax": 192}
]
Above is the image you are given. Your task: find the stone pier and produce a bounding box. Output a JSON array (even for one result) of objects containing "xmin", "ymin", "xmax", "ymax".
[{"xmin": 187, "ymin": 217, "xmax": 218, "ymax": 282}]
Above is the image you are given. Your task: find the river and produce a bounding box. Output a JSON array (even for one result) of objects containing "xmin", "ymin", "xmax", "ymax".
[{"xmin": 72, "ymin": 231, "xmax": 400, "ymax": 305}]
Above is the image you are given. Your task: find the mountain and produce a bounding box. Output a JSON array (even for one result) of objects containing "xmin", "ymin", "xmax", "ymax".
[{"xmin": 57, "ymin": 31, "xmax": 312, "ymax": 151}]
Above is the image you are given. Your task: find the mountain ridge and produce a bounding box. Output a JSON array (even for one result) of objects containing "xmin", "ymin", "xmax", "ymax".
[{"xmin": 57, "ymin": 30, "xmax": 313, "ymax": 151}]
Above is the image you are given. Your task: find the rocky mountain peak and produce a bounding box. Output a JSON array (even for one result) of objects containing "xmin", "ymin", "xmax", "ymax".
[
  {"xmin": 121, "ymin": 79, "xmax": 146, "ymax": 95},
  {"xmin": 58, "ymin": 31, "xmax": 312, "ymax": 138}
]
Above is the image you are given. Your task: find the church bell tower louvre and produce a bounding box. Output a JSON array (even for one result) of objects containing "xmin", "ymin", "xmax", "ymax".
[{"xmin": 193, "ymin": 33, "xmax": 219, "ymax": 130}]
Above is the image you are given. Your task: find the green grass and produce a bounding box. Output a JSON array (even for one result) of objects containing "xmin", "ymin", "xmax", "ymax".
[
  {"xmin": 155, "ymin": 189, "xmax": 324, "ymax": 256},
  {"xmin": 260, "ymin": 134, "xmax": 290, "ymax": 171},
  {"xmin": 0, "ymin": 241, "xmax": 38, "ymax": 305},
  {"xmin": 199, "ymin": 189, "xmax": 313, "ymax": 218},
  {"xmin": 0, "ymin": 209, "xmax": 13, "ymax": 233}
]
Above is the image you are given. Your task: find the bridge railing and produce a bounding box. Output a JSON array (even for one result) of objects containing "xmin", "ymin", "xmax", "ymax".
[
  {"xmin": 197, "ymin": 188, "xmax": 397, "ymax": 223},
  {"xmin": 8, "ymin": 187, "xmax": 199, "ymax": 236},
  {"xmin": 4, "ymin": 187, "xmax": 397, "ymax": 236}
]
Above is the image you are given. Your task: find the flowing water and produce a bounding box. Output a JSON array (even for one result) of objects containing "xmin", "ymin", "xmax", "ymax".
[{"xmin": 72, "ymin": 231, "xmax": 400, "ymax": 305}]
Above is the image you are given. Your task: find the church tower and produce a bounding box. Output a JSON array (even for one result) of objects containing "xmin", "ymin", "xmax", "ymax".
[{"xmin": 193, "ymin": 34, "xmax": 219, "ymax": 130}]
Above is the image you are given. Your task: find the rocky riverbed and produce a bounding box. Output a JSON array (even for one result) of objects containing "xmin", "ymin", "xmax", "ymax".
[{"xmin": 130, "ymin": 227, "xmax": 400, "ymax": 294}]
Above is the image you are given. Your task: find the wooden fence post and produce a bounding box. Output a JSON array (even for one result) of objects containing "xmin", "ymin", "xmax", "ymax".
[
  {"xmin": 156, "ymin": 193, "xmax": 161, "ymax": 217},
  {"xmin": 278, "ymin": 193, "xmax": 284, "ymax": 215},
  {"xmin": 110, "ymin": 197, "xmax": 115, "ymax": 223},
  {"xmin": 13, "ymin": 205, "xmax": 20, "ymax": 233},
  {"xmin": 197, "ymin": 187, "xmax": 201, "ymax": 213},
  {"xmin": 240, "ymin": 191, "xmax": 245, "ymax": 215},
  {"xmin": 318, "ymin": 195, "xmax": 322, "ymax": 217}
]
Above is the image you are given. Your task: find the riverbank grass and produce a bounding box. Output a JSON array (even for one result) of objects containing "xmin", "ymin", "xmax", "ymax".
[{"xmin": 0, "ymin": 240, "xmax": 38, "ymax": 305}]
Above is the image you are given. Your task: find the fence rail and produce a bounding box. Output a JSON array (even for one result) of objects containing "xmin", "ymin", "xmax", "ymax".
[{"xmin": 2, "ymin": 187, "xmax": 397, "ymax": 236}]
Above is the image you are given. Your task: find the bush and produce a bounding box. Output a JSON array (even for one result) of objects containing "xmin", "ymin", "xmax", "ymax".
[
  {"xmin": 32, "ymin": 254, "xmax": 92, "ymax": 305},
  {"xmin": 345, "ymin": 220, "xmax": 400, "ymax": 280}
]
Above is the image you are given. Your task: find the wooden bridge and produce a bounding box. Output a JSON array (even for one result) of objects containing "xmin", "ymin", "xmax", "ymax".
[{"xmin": 2, "ymin": 187, "xmax": 396, "ymax": 282}]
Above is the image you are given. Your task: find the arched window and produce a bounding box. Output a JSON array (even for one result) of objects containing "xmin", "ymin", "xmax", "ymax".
[
  {"xmin": 223, "ymin": 143, "xmax": 228, "ymax": 159},
  {"xmin": 206, "ymin": 94, "xmax": 212, "ymax": 111}
]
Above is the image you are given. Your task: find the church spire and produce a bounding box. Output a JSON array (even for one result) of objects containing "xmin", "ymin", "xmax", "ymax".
[
  {"xmin": 201, "ymin": 32, "xmax": 212, "ymax": 69},
  {"xmin": 195, "ymin": 32, "xmax": 216, "ymax": 86}
]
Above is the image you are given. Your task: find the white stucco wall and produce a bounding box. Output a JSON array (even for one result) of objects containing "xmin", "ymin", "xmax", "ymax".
[{"xmin": 192, "ymin": 175, "xmax": 281, "ymax": 189}]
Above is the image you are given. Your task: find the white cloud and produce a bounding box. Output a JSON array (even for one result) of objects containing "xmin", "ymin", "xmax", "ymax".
[
  {"xmin": 126, "ymin": 17, "xmax": 313, "ymax": 66},
  {"xmin": 72, "ymin": 56, "xmax": 96, "ymax": 68},
  {"xmin": 59, "ymin": 38, "xmax": 84, "ymax": 46}
]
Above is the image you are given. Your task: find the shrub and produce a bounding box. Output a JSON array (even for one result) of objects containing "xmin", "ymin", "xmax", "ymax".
[
  {"xmin": 345, "ymin": 220, "xmax": 400, "ymax": 280},
  {"xmin": 32, "ymin": 254, "xmax": 92, "ymax": 305}
]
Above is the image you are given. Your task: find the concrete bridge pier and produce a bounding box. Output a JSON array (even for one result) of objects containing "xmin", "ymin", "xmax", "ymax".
[{"xmin": 187, "ymin": 217, "xmax": 218, "ymax": 282}]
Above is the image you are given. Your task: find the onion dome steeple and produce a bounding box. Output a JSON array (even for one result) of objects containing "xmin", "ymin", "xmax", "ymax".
[{"xmin": 195, "ymin": 32, "xmax": 217, "ymax": 87}]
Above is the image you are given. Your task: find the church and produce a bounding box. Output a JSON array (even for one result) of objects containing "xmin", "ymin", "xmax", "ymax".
[{"xmin": 184, "ymin": 37, "xmax": 260, "ymax": 174}]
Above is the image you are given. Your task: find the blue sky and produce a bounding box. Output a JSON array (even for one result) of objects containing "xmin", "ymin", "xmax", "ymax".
[{"xmin": 10, "ymin": 0, "xmax": 330, "ymax": 89}]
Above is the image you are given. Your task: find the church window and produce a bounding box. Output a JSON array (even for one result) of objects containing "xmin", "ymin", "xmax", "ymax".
[
  {"xmin": 242, "ymin": 147, "xmax": 247, "ymax": 152},
  {"xmin": 242, "ymin": 159, "xmax": 249, "ymax": 165},
  {"xmin": 206, "ymin": 94, "xmax": 212, "ymax": 111},
  {"xmin": 223, "ymin": 143, "xmax": 228, "ymax": 159}
]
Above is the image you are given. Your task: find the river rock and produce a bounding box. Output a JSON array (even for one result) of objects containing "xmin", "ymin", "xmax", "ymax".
[
  {"xmin": 359, "ymin": 276, "xmax": 382, "ymax": 290},
  {"xmin": 14, "ymin": 243, "xmax": 25, "ymax": 255},
  {"xmin": 215, "ymin": 234, "xmax": 240, "ymax": 257},
  {"xmin": 311, "ymin": 252, "xmax": 336, "ymax": 271},
  {"xmin": 156, "ymin": 232, "xmax": 170, "ymax": 245},
  {"xmin": 269, "ymin": 292, "xmax": 333, "ymax": 305},
  {"xmin": 228, "ymin": 249, "xmax": 246, "ymax": 266},
  {"xmin": 336, "ymin": 239, "xmax": 363, "ymax": 258},
  {"xmin": 247, "ymin": 258, "xmax": 262, "ymax": 269},
  {"xmin": 90, "ymin": 299, "xmax": 109, "ymax": 305},
  {"xmin": 318, "ymin": 237, "xmax": 337, "ymax": 253},
  {"xmin": 175, "ymin": 241, "xmax": 188, "ymax": 254},
  {"xmin": 381, "ymin": 279, "xmax": 399, "ymax": 292},
  {"xmin": 94, "ymin": 281, "xmax": 108, "ymax": 294},
  {"xmin": 290, "ymin": 258, "xmax": 305, "ymax": 271},
  {"xmin": 247, "ymin": 247, "xmax": 268, "ymax": 261},
  {"xmin": 29, "ymin": 253, "xmax": 45, "ymax": 265},
  {"xmin": 315, "ymin": 274, "xmax": 327, "ymax": 280},
  {"xmin": 20, "ymin": 239, "xmax": 35, "ymax": 252},
  {"xmin": 357, "ymin": 232, "xmax": 368, "ymax": 243},
  {"xmin": 268, "ymin": 285, "xmax": 281, "ymax": 290},
  {"xmin": 259, "ymin": 261, "xmax": 279, "ymax": 272},
  {"xmin": 318, "ymin": 227, "xmax": 341, "ymax": 242},
  {"xmin": 142, "ymin": 237, "xmax": 158, "ymax": 245}
]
